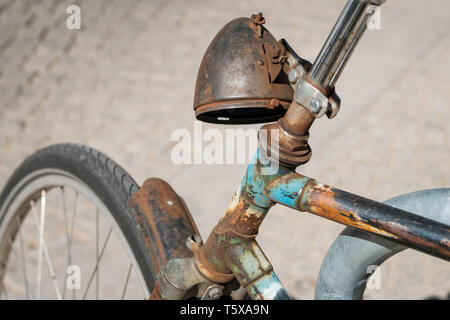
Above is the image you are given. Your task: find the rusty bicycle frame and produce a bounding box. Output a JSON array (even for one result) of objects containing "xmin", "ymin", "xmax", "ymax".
[{"xmin": 129, "ymin": 0, "xmax": 450, "ymax": 300}]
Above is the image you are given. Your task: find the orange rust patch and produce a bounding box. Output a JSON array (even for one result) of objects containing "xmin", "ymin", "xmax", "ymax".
[{"xmin": 303, "ymin": 182, "xmax": 400, "ymax": 239}]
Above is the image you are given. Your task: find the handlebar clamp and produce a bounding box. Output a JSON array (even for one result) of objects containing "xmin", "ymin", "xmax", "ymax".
[{"xmin": 289, "ymin": 65, "xmax": 341, "ymax": 119}]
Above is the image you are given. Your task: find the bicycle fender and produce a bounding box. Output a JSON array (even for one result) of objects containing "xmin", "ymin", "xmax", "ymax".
[{"xmin": 128, "ymin": 178, "xmax": 201, "ymax": 287}]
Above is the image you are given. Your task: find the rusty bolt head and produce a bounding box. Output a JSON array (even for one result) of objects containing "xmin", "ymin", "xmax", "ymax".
[
  {"xmin": 267, "ymin": 98, "xmax": 279, "ymax": 109},
  {"xmin": 251, "ymin": 12, "xmax": 266, "ymax": 25}
]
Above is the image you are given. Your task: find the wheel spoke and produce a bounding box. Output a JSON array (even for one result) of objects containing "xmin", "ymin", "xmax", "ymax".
[
  {"xmin": 35, "ymin": 191, "xmax": 46, "ymax": 299},
  {"xmin": 121, "ymin": 264, "xmax": 133, "ymax": 300},
  {"xmin": 70, "ymin": 191, "xmax": 78, "ymax": 300},
  {"xmin": 82, "ymin": 228, "xmax": 112, "ymax": 300},
  {"xmin": 31, "ymin": 197, "xmax": 62, "ymax": 300},
  {"xmin": 60, "ymin": 187, "xmax": 70, "ymax": 300},
  {"xmin": 16, "ymin": 217, "xmax": 31, "ymax": 299}
]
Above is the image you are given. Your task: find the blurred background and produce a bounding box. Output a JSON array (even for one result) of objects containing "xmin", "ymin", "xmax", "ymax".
[{"xmin": 0, "ymin": 0, "xmax": 449, "ymax": 299}]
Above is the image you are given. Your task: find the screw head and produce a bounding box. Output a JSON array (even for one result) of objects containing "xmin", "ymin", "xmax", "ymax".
[
  {"xmin": 251, "ymin": 12, "xmax": 266, "ymax": 25},
  {"xmin": 309, "ymin": 99, "xmax": 322, "ymax": 114},
  {"xmin": 288, "ymin": 69, "xmax": 299, "ymax": 84}
]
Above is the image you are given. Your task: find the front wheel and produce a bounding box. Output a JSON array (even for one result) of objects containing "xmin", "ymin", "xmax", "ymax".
[{"xmin": 0, "ymin": 144, "xmax": 155, "ymax": 299}]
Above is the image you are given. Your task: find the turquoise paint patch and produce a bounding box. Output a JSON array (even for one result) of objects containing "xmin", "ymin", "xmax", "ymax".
[{"xmin": 266, "ymin": 175, "xmax": 310, "ymax": 209}]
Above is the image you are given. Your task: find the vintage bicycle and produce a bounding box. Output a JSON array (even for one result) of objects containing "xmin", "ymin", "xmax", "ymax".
[{"xmin": 0, "ymin": 0, "xmax": 448, "ymax": 300}]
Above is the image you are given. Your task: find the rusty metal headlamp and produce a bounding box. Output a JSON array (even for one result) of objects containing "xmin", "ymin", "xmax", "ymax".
[{"xmin": 193, "ymin": 14, "xmax": 294, "ymax": 124}]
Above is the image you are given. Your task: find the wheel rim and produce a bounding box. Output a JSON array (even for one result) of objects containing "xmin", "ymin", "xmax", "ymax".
[{"xmin": 0, "ymin": 169, "xmax": 150, "ymax": 299}]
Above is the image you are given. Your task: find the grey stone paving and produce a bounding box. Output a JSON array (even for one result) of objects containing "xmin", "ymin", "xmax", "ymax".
[{"xmin": 0, "ymin": 0, "xmax": 449, "ymax": 299}]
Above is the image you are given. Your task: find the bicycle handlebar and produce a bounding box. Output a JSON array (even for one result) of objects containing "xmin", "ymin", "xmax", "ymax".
[{"xmin": 309, "ymin": 0, "xmax": 386, "ymax": 93}]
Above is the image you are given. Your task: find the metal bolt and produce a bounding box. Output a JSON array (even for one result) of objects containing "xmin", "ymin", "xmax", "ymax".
[
  {"xmin": 288, "ymin": 69, "xmax": 299, "ymax": 84},
  {"xmin": 209, "ymin": 287, "xmax": 222, "ymax": 300},
  {"xmin": 309, "ymin": 99, "xmax": 322, "ymax": 114},
  {"xmin": 251, "ymin": 12, "xmax": 266, "ymax": 25},
  {"xmin": 251, "ymin": 12, "xmax": 266, "ymax": 38},
  {"xmin": 268, "ymin": 98, "xmax": 279, "ymax": 109}
]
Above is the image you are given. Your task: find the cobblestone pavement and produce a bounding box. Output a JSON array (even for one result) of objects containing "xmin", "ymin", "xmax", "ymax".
[{"xmin": 0, "ymin": 0, "xmax": 449, "ymax": 299}]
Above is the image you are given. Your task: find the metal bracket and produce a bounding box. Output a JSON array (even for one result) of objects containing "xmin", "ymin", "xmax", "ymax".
[{"xmin": 289, "ymin": 65, "xmax": 340, "ymax": 119}]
